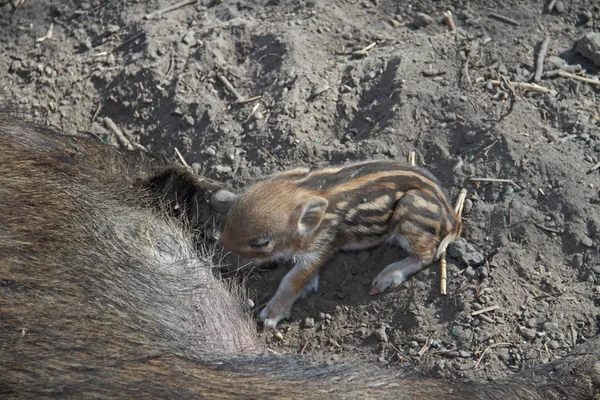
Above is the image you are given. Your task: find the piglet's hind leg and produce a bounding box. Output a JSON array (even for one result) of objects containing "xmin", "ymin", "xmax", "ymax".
[{"xmin": 369, "ymin": 256, "xmax": 426, "ymax": 295}]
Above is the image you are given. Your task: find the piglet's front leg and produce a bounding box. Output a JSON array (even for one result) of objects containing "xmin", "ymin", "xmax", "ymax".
[{"xmin": 259, "ymin": 254, "xmax": 327, "ymax": 329}]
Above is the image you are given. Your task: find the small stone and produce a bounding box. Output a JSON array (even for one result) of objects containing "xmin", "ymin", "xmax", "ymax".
[
  {"xmin": 413, "ymin": 12, "xmax": 434, "ymax": 27},
  {"xmin": 209, "ymin": 190, "xmax": 237, "ymax": 214},
  {"xmin": 545, "ymin": 56, "xmax": 566, "ymax": 70},
  {"xmin": 472, "ymin": 303, "xmax": 483, "ymax": 311},
  {"xmin": 590, "ymin": 265, "xmax": 600, "ymax": 274},
  {"xmin": 521, "ymin": 328, "xmax": 537, "ymax": 340},
  {"xmin": 107, "ymin": 24, "xmax": 120, "ymax": 34},
  {"xmin": 547, "ymin": 340, "xmax": 560, "ymax": 350},
  {"xmin": 448, "ymin": 239, "xmax": 485, "ymax": 266},
  {"xmin": 245, "ymin": 298, "xmax": 255, "ymax": 308},
  {"xmin": 191, "ymin": 162, "xmax": 202, "ymax": 175},
  {"xmin": 214, "ymin": 165, "xmax": 232, "ymax": 175},
  {"xmin": 204, "ymin": 146, "xmax": 217, "ymax": 157},
  {"xmin": 581, "ymin": 236, "xmax": 594, "ymax": 247},
  {"xmin": 182, "ymin": 31, "xmax": 196, "ymax": 45},
  {"xmin": 553, "ymin": 1, "xmax": 565, "ymax": 13},
  {"xmin": 459, "ymin": 350, "xmax": 471, "ymax": 358},
  {"xmin": 431, "ymin": 339, "xmax": 443, "ymax": 348},
  {"xmin": 478, "ymin": 266, "xmax": 489, "ymax": 278},
  {"xmin": 273, "ymin": 331, "xmax": 284, "ymax": 340},
  {"xmin": 465, "ymin": 266, "xmax": 477, "ymax": 278},
  {"xmin": 526, "ymin": 318, "xmax": 538, "ymax": 328},
  {"xmin": 542, "ymin": 321, "xmax": 559, "ymax": 332},
  {"xmin": 303, "ymin": 317, "xmax": 315, "ymax": 328},
  {"xmin": 183, "ymin": 115, "xmax": 195, "ymax": 126},
  {"xmin": 575, "ymin": 32, "xmax": 600, "ymax": 67},
  {"xmin": 374, "ymin": 328, "xmax": 388, "ymax": 343}
]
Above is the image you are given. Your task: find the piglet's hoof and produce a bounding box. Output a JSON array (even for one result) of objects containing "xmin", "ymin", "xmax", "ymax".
[{"xmin": 368, "ymin": 286, "xmax": 381, "ymax": 296}]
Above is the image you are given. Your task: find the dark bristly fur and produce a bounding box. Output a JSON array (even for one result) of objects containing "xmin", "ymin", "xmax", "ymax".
[{"xmin": 1, "ymin": 116, "xmax": 599, "ymax": 399}]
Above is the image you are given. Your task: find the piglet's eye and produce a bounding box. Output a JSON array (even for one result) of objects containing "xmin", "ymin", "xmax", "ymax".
[{"xmin": 248, "ymin": 237, "xmax": 271, "ymax": 250}]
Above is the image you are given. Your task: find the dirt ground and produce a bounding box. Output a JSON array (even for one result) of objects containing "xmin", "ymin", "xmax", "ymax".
[{"xmin": 2, "ymin": 0, "xmax": 600, "ymax": 384}]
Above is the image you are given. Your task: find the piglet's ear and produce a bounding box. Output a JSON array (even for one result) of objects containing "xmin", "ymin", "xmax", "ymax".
[{"xmin": 294, "ymin": 197, "xmax": 328, "ymax": 235}]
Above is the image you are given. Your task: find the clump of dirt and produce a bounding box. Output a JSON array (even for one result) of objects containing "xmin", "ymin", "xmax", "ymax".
[{"xmin": 1, "ymin": 0, "xmax": 599, "ymax": 383}]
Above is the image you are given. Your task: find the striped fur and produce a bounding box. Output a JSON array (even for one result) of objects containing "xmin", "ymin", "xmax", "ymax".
[{"xmin": 222, "ymin": 161, "xmax": 462, "ymax": 328}]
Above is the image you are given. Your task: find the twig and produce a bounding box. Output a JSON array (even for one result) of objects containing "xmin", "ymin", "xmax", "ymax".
[
  {"xmin": 546, "ymin": 0, "xmax": 558, "ymax": 13},
  {"xmin": 237, "ymin": 95, "xmax": 262, "ymax": 104},
  {"xmin": 474, "ymin": 342, "xmax": 512, "ymax": 369},
  {"xmin": 104, "ymin": 117, "xmax": 133, "ymax": 151},
  {"xmin": 443, "ymin": 11, "xmax": 456, "ymax": 31},
  {"xmin": 586, "ymin": 161, "xmax": 600, "ymax": 174},
  {"xmin": 144, "ymin": 0, "xmax": 197, "ymax": 20},
  {"xmin": 217, "ymin": 74, "xmax": 244, "ymax": 102},
  {"xmin": 489, "ymin": 13, "xmax": 520, "ymax": 26},
  {"xmin": 441, "ymin": 188, "xmax": 467, "ymax": 295},
  {"xmin": 418, "ymin": 337, "xmax": 433, "ymax": 357},
  {"xmin": 489, "ymin": 79, "xmax": 557, "ymax": 96},
  {"xmin": 533, "ymin": 36, "xmax": 551, "ymax": 83},
  {"xmin": 352, "ymin": 42, "xmax": 377, "ymax": 58},
  {"xmin": 470, "ymin": 177, "xmax": 521, "ymax": 189},
  {"xmin": 461, "ymin": 53, "xmax": 472, "ymax": 90},
  {"xmin": 545, "ymin": 70, "xmax": 600, "ymax": 87},
  {"xmin": 533, "ymin": 222, "xmax": 563, "ymax": 234},
  {"xmin": 471, "ymin": 304, "xmax": 500, "ymax": 316},
  {"xmin": 174, "ymin": 147, "xmax": 191, "ymax": 169},
  {"xmin": 36, "ymin": 23, "xmax": 54, "ymax": 43},
  {"xmin": 408, "ymin": 150, "xmax": 416, "ymax": 166}
]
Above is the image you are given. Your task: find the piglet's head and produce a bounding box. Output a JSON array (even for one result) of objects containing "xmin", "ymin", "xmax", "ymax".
[{"xmin": 221, "ymin": 180, "xmax": 328, "ymax": 262}]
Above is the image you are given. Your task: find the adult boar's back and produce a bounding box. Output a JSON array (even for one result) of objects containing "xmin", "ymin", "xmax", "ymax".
[{"xmin": 1, "ymin": 116, "xmax": 598, "ymax": 399}]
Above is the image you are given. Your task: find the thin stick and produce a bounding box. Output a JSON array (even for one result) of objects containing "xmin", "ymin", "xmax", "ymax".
[
  {"xmin": 533, "ymin": 36, "xmax": 551, "ymax": 83},
  {"xmin": 104, "ymin": 117, "xmax": 133, "ymax": 151},
  {"xmin": 36, "ymin": 23, "xmax": 54, "ymax": 43},
  {"xmin": 470, "ymin": 177, "xmax": 521, "ymax": 189},
  {"xmin": 217, "ymin": 74, "xmax": 244, "ymax": 102},
  {"xmin": 408, "ymin": 150, "xmax": 416, "ymax": 166},
  {"xmin": 443, "ymin": 11, "xmax": 456, "ymax": 31},
  {"xmin": 471, "ymin": 304, "xmax": 500, "ymax": 316},
  {"xmin": 237, "ymin": 95, "xmax": 262, "ymax": 104},
  {"xmin": 547, "ymin": 70, "xmax": 600, "ymax": 87},
  {"xmin": 441, "ymin": 188, "xmax": 467, "ymax": 295},
  {"xmin": 488, "ymin": 80, "xmax": 557, "ymax": 96},
  {"xmin": 474, "ymin": 342, "xmax": 512, "ymax": 369},
  {"xmin": 586, "ymin": 160, "xmax": 600, "ymax": 174},
  {"xmin": 489, "ymin": 13, "xmax": 520, "ymax": 26},
  {"xmin": 144, "ymin": 0, "xmax": 197, "ymax": 20},
  {"xmin": 352, "ymin": 42, "xmax": 377, "ymax": 58},
  {"xmin": 174, "ymin": 147, "xmax": 191, "ymax": 169}
]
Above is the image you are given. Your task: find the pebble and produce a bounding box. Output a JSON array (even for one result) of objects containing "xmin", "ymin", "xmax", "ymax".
[
  {"xmin": 413, "ymin": 12, "xmax": 434, "ymax": 28},
  {"xmin": 431, "ymin": 339, "xmax": 443, "ymax": 348},
  {"xmin": 458, "ymin": 350, "xmax": 471, "ymax": 358},
  {"xmin": 526, "ymin": 318, "xmax": 538, "ymax": 329},
  {"xmin": 303, "ymin": 317, "xmax": 315, "ymax": 328},
  {"xmin": 542, "ymin": 321, "xmax": 559, "ymax": 332},
  {"xmin": 575, "ymin": 32, "xmax": 600, "ymax": 67},
  {"xmin": 182, "ymin": 31, "xmax": 196, "ymax": 45},
  {"xmin": 547, "ymin": 340, "xmax": 560, "ymax": 350},
  {"xmin": 374, "ymin": 328, "xmax": 388, "ymax": 343},
  {"xmin": 590, "ymin": 265, "xmax": 600, "ymax": 274},
  {"xmin": 204, "ymin": 146, "xmax": 217, "ymax": 157},
  {"xmin": 273, "ymin": 331, "xmax": 284, "ymax": 341},
  {"xmin": 581, "ymin": 236, "xmax": 594, "ymax": 247},
  {"xmin": 191, "ymin": 163, "xmax": 202, "ymax": 175},
  {"xmin": 448, "ymin": 239, "xmax": 485, "ymax": 266},
  {"xmin": 464, "ymin": 266, "xmax": 477, "ymax": 278},
  {"xmin": 215, "ymin": 165, "xmax": 232, "ymax": 175},
  {"xmin": 478, "ymin": 265, "xmax": 489, "ymax": 278},
  {"xmin": 521, "ymin": 328, "xmax": 537, "ymax": 341},
  {"xmin": 554, "ymin": 1, "xmax": 565, "ymax": 13},
  {"xmin": 209, "ymin": 190, "xmax": 237, "ymax": 214},
  {"xmin": 107, "ymin": 24, "xmax": 120, "ymax": 34}
]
